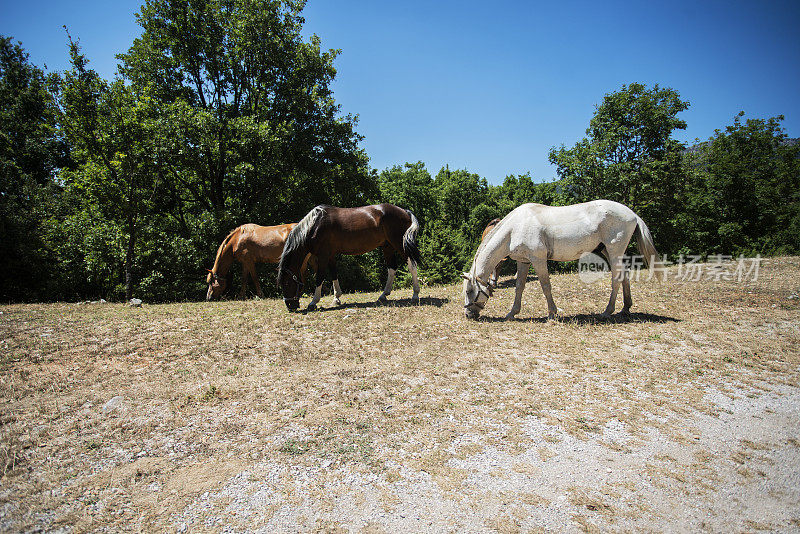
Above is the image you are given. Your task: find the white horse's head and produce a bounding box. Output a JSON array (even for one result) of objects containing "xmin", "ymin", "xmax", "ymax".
[{"xmin": 462, "ymin": 272, "xmax": 492, "ymax": 319}]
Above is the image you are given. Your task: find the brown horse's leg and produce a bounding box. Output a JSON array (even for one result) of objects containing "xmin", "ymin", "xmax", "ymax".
[
  {"xmin": 308, "ymin": 254, "xmax": 328, "ymax": 310},
  {"xmin": 378, "ymin": 246, "xmax": 398, "ymax": 303},
  {"xmin": 329, "ymin": 259, "xmax": 342, "ymax": 306},
  {"xmin": 407, "ymin": 258, "xmax": 420, "ymax": 303}
]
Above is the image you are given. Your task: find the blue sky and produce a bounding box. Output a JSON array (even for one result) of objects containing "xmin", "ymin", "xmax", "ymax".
[{"xmin": 2, "ymin": 0, "xmax": 799, "ymax": 184}]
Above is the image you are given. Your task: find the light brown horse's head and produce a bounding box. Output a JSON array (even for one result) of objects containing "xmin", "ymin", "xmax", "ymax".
[{"xmin": 206, "ymin": 269, "xmax": 227, "ymax": 301}]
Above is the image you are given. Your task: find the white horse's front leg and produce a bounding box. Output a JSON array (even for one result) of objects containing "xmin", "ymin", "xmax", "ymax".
[
  {"xmin": 378, "ymin": 268, "xmax": 396, "ymax": 303},
  {"xmin": 408, "ymin": 259, "xmax": 420, "ymax": 303},
  {"xmin": 505, "ymin": 261, "xmax": 529, "ymax": 319}
]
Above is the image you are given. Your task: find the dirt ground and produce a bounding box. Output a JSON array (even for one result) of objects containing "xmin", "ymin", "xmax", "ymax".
[{"xmin": 1, "ymin": 257, "xmax": 799, "ymax": 533}]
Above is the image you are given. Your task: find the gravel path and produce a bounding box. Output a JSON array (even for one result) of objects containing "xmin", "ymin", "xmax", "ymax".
[{"xmin": 172, "ymin": 381, "xmax": 800, "ymax": 533}]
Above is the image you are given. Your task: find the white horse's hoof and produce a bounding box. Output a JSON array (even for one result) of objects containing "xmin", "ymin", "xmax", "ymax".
[{"xmin": 333, "ymin": 297, "xmax": 341, "ymax": 307}]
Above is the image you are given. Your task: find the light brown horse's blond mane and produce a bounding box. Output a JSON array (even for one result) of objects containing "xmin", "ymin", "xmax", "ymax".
[{"xmin": 211, "ymin": 226, "xmax": 240, "ymax": 271}]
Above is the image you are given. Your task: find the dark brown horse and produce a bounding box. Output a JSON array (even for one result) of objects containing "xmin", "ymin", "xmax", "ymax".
[
  {"xmin": 277, "ymin": 204, "xmax": 421, "ymax": 311},
  {"xmin": 206, "ymin": 223, "xmax": 314, "ymax": 300}
]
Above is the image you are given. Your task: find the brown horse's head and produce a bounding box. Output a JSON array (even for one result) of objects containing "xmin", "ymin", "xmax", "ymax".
[
  {"xmin": 277, "ymin": 268, "xmax": 302, "ymax": 311},
  {"xmin": 206, "ymin": 269, "xmax": 227, "ymax": 301}
]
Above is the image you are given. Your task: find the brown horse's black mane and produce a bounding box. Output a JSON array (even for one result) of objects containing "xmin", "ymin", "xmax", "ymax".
[{"xmin": 277, "ymin": 206, "xmax": 327, "ymax": 283}]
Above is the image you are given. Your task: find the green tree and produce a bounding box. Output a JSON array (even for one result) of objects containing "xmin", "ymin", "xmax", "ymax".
[
  {"xmin": 58, "ymin": 35, "xmax": 163, "ymax": 300},
  {"xmin": 492, "ymin": 173, "xmax": 570, "ymax": 214},
  {"xmin": 117, "ymin": 0, "xmax": 374, "ymax": 225},
  {"xmin": 549, "ymin": 82, "xmax": 689, "ymax": 251},
  {"xmin": 679, "ymin": 113, "xmax": 800, "ymax": 255},
  {"xmin": 0, "ymin": 36, "xmax": 67, "ymax": 301},
  {"xmin": 377, "ymin": 161, "xmax": 435, "ymax": 225}
]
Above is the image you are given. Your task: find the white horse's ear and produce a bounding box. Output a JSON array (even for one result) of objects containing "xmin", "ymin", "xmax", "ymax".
[{"xmin": 461, "ymin": 272, "xmax": 470, "ymax": 280}]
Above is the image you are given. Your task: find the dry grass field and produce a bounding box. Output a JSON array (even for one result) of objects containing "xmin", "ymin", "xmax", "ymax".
[{"xmin": 1, "ymin": 257, "xmax": 799, "ymax": 533}]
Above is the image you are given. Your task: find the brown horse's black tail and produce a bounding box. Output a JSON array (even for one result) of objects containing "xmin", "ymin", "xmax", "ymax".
[{"xmin": 403, "ymin": 209, "xmax": 422, "ymax": 267}]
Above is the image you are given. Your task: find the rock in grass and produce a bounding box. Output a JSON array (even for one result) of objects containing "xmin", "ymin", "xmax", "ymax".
[
  {"xmin": 129, "ymin": 298, "xmax": 142, "ymax": 307},
  {"xmin": 103, "ymin": 395, "xmax": 125, "ymax": 413}
]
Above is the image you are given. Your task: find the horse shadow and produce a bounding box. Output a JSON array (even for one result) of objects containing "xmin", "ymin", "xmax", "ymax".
[
  {"xmin": 479, "ymin": 311, "xmax": 680, "ymax": 325},
  {"xmin": 495, "ymin": 275, "xmax": 538, "ymax": 288},
  {"xmin": 302, "ymin": 296, "xmax": 449, "ymax": 313}
]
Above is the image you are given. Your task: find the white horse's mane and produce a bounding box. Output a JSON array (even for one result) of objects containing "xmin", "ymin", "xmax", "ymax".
[{"xmin": 471, "ymin": 215, "xmax": 509, "ymax": 278}]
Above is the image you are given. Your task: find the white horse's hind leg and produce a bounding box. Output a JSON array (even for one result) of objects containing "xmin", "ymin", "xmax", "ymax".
[
  {"xmin": 602, "ymin": 256, "xmax": 625, "ymax": 317},
  {"xmin": 505, "ymin": 261, "xmax": 530, "ymax": 320},
  {"xmin": 378, "ymin": 268, "xmax": 396, "ymax": 303},
  {"xmin": 621, "ymin": 269, "xmax": 632, "ymax": 314},
  {"xmin": 332, "ymin": 279, "xmax": 343, "ymax": 306},
  {"xmin": 532, "ymin": 258, "xmax": 558, "ymax": 319},
  {"xmin": 408, "ymin": 259, "xmax": 420, "ymax": 302}
]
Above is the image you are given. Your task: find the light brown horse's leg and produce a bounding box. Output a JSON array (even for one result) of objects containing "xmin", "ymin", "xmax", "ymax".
[
  {"xmin": 239, "ymin": 263, "xmax": 249, "ymax": 299},
  {"xmin": 250, "ymin": 263, "xmax": 264, "ymax": 298}
]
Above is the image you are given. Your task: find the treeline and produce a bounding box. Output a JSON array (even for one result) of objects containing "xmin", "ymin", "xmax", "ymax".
[{"xmin": 2, "ymin": 1, "xmax": 799, "ymax": 303}]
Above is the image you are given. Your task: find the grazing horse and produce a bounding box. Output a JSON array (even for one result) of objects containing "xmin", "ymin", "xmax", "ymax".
[
  {"xmin": 481, "ymin": 218, "xmax": 503, "ymax": 287},
  {"xmin": 277, "ymin": 204, "xmax": 421, "ymax": 311},
  {"xmin": 463, "ymin": 200, "xmax": 663, "ymax": 320},
  {"xmin": 206, "ymin": 223, "xmax": 314, "ymax": 300}
]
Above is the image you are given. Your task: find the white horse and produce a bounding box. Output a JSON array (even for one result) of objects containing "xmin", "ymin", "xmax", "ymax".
[{"xmin": 462, "ymin": 200, "xmax": 663, "ymax": 320}]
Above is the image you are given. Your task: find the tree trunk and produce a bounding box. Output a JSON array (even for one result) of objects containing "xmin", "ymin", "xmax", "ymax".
[{"xmin": 125, "ymin": 212, "xmax": 137, "ymax": 302}]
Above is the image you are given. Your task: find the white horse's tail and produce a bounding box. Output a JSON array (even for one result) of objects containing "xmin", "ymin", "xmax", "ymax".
[
  {"xmin": 402, "ymin": 209, "xmax": 422, "ymax": 267},
  {"xmin": 633, "ymin": 215, "xmax": 666, "ymax": 281}
]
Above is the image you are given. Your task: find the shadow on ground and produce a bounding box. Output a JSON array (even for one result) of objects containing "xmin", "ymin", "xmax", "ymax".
[
  {"xmin": 478, "ymin": 311, "xmax": 680, "ymax": 325},
  {"xmin": 301, "ymin": 296, "xmax": 449, "ymax": 313},
  {"xmin": 495, "ymin": 275, "xmax": 539, "ymax": 288}
]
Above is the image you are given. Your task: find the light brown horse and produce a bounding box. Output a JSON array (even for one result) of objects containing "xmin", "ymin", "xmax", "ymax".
[
  {"xmin": 277, "ymin": 204, "xmax": 421, "ymax": 311},
  {"xmin": 206, "ymin": 223, "xmax": 314, "ymax": 300}
]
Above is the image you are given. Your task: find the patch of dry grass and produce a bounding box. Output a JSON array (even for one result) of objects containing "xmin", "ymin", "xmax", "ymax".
[{"xmin": 1, "ymin": 257, "xmax": 799, "ymax": 531}]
